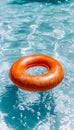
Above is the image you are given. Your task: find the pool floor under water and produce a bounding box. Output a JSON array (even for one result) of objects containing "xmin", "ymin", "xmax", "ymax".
[{"xmin": 0, "ymin": 0, "xmax": 74, "ymax": 130}]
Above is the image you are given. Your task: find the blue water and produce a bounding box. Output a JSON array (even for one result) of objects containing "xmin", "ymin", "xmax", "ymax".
[{"xmin": 0, "ymin": 0, "xmax": 74, "ymax": 129}]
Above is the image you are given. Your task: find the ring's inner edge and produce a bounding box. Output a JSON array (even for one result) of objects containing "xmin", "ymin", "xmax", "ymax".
[{"xmin": 25, "ymin": 64, "xmax": 49, "ymax": 75}]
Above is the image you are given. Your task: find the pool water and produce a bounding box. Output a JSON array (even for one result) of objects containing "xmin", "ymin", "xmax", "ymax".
[{"xmin": 0, "ymin": 0, "xmax": 74, "ymax": 129}]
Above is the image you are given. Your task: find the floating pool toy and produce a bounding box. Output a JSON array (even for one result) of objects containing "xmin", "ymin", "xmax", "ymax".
[{"xmin": 9, "ymin": 54, "xmax": 64, "ymax": 92}]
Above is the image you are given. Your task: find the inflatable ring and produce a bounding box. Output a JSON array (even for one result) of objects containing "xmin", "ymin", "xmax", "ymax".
[{"xmin": 9, "ymin": 54, "xmax": 64, "ymax": 92}]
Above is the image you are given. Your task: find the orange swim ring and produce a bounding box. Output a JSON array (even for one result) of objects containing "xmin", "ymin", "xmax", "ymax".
[{"xmin": 9, "ymin": 54, "xmax": 64, "ymax": 92}]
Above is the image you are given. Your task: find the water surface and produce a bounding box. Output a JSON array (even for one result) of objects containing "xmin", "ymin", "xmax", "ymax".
[{"xmin": 0, "ymin": 0, "xmax": 74, "ymax": 130}]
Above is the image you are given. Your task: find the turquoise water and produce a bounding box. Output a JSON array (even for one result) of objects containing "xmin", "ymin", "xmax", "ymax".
[{"xmin": 0, "ymin": 0, "xmax": 74, "ymax": 129}]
